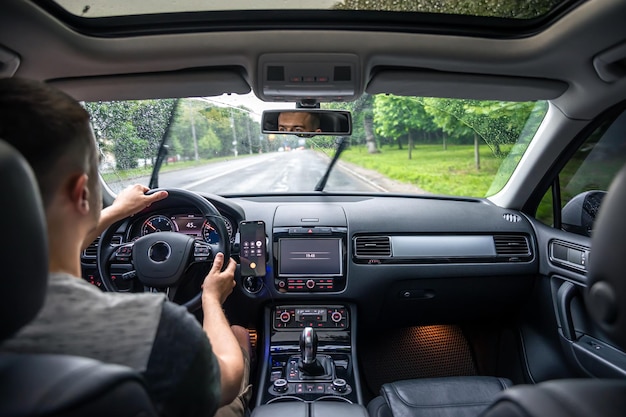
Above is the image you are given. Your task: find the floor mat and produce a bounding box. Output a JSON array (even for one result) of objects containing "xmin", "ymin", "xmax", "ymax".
[{"xmin": 359, "ymin": 325, "xmax": 477, "ymax": 396}]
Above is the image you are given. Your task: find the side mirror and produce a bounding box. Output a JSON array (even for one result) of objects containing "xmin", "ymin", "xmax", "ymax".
[
  {"xmin": 562, "ymin": 190, "xmax": 607, "ymax": 237},
  {"xmin": 262, "ymin": 109, "xmax": 352, "ymax": 137}
]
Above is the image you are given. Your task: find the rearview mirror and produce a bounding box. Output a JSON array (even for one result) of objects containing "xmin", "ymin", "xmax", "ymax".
[{"xmin": 262, "ymin": 109, "xmax": 352, "ymax": 137}]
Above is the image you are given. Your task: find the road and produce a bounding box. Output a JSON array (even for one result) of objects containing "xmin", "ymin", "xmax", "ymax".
[{"xmin": 107, "ymin": 150, "xmax": 381, "ymax": 194}]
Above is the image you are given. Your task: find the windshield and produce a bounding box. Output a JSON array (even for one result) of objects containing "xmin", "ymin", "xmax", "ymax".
[{"xmin": 90, "ymin": 94, "xmax": 547, "ymax": 198}]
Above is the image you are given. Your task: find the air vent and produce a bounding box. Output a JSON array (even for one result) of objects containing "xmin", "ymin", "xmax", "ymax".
[
  {"xmin": 354, "ymin": 236, "xmax": 391, "ymax": 258},
  {"xmin": 503, "ymin": 213, "xmax": 522, "ymax": 223},
  {"xmin": 493, "ymin": 235, "xmax": 530, "ymax": 257},
  {"xmin": 83, "ymin": 237, "xmax": 100, "ymax": 258},
  {"xmin": 82, "ymin": 235, "xmax": 122, "ymax": 259}
]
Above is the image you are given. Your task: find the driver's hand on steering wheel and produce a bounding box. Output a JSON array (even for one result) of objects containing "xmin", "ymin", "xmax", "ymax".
[
  {"xmin": 201, "ymin": 253, "xmax": 237, "ymax": 306},
  {"xmin": 110, "ymin": 184, "xmax": 169, "ymax": 219}
]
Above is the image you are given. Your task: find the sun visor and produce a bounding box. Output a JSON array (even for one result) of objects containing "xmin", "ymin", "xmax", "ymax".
[
  {"xmin": 48, "ymin": 68, "xmax": 251, "ymax": 101},
  {"xmin": 366, "ymin": 69, "xmax": 568, "ymax": 101}
]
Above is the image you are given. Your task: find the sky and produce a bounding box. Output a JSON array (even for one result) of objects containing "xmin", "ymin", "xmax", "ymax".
[{"xmin": 194, "ymin": 93, "xmax": 296, "ymax": 122}]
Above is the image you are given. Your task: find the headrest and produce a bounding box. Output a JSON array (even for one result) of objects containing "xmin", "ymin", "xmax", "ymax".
[
  {"xmin": 0, "ymin": 140, "xmax": 48, "ymax": 341},
  {"xmin": 586, "ymin": 162, "xmax": 626, "ymax": 350}
]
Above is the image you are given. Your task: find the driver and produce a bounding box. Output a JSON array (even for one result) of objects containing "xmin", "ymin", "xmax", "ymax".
[
  {"xmin": 278, "ymin": 111, "xmax": 322, "ymax": 133},
  {"xmin": 0, "ymin": 77, "xmax": 251, "ymax": 417}
]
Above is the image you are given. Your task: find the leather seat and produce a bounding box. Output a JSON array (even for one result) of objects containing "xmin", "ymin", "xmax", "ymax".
[
  {"xmin": 0, "ymin": 140, "xmax": 157, "ymax": 417},
  {"xmin": 368, "ymin": 163, "xmax": 626, "ymax": 417},
  {"xmin": 367, "ymin": 376, "xmax": 512, "ymax": 417}
]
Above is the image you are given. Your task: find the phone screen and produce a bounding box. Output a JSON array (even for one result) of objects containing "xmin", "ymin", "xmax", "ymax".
[{"xmin": 239, "ymin": 220, "xmax": 266, "ymax": 277}]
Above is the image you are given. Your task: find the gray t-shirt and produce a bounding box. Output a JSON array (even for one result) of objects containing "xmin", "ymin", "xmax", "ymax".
[{"xmin": 1, "ymin": 272, "xmax": 221, "ymax": 417}]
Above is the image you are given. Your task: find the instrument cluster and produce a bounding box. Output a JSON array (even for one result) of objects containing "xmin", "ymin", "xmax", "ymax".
[{"xmin": 128, "ymin": 211, "xmax": 235, "ymax": 244}]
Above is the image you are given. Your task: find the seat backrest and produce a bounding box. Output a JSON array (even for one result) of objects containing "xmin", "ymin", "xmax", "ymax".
[
  {"xmin": 0, "ymin": 139, "xmax": 157, "ymax": 417},
  {"xmin": 0, "ymin": 139, "xmax": 48, "ymax": 341},
  {"xmin": 585, "ymin": 162, "xmax": 626, "ymax": 350}
]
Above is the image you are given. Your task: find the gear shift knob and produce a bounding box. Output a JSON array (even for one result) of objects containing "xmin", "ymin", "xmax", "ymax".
[{"xmin": 300, "ymin": 327, "xmax": 318, "ymax": 365}]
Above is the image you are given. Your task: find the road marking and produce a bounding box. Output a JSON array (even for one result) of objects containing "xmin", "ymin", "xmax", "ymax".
[{"xmin": 180, "ymin": 157, "xmax": 278, "ymax": 189}]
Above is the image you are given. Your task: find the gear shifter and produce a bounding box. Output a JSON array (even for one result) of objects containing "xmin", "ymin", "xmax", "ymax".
[
  {"xmin": 298, "ymin": 327, "xmax": 333, "ymax": 377},
  {"xmin": 300, "ymin": 327, "xmax": 318, "ymax": 365}
]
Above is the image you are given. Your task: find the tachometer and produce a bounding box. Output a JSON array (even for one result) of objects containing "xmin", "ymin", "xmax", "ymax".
[
  {"xmin": 202, "ymin": 217, "xmax": 234, "ymax": 244},
  {"xmin": 141, "ymin": 215, "xmax": 177, "ymax": 235}
]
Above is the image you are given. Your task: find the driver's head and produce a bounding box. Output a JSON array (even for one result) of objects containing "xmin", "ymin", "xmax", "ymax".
[
  {"xmin": 278, "ymin": 111, "xmax": 321, "ymax": 133},
  {"xmin": 0, "ymin": 77, "xmax": 102, "ymax": 224}
]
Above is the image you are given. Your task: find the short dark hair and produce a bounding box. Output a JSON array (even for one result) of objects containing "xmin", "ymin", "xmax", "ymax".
[
  {"xmin": 306, "ymin": 112, "xmax": 320, "ymax": 130},
  {"xmin": 0, "ymin": 78, "xmax": 94, "ymax": 207}
]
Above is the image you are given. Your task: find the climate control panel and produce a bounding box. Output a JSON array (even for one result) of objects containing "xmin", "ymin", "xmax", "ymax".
[{"xmin": 273, "ymin": 305, "xmax": 348, "ymax": 330}]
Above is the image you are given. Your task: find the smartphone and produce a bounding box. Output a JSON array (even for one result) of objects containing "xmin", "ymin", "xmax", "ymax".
[{"xmin": 239, "ymin": 220, "xmax": 266, "ymax": 277}]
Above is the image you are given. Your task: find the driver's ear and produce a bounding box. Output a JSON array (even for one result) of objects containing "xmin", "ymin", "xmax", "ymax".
[{"xmin": 69, "ymin": 173, "xmax": 91, "ymax": 215}]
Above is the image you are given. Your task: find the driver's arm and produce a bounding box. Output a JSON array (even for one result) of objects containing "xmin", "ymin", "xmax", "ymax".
[
  {"xmin": 201, "ymin": 253, "xmax": 245, "ymax": 406},
  {"xmin": 82, "ymin": 184, "xmax": 168, "ymax": 250}
]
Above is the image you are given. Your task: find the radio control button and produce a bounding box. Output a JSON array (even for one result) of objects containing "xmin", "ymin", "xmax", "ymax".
[
  {"xmin": 280, "ymin": 311, "xmax": 291, "ymax": 323},
  {"xmin": 331, "ymin": 311, "xmax": 343, "ymax": 323},
  {"xmin": 306, "ymin": 279, "xmax": 315, "ymax": 289}
]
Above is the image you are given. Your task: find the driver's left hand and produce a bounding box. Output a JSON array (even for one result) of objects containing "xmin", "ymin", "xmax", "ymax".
[
  {"xmin": 82, "ymin": 185, "xmax": 168, "ymax": 251},
  {"xmin": 110, "ymin": 184, "xmax": 169, "ymax": 218}
]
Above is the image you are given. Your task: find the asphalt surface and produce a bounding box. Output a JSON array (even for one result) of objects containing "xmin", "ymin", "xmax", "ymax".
[{"xmin": 106, "ymin": 150, "xmax": 383, "ymax": 194}]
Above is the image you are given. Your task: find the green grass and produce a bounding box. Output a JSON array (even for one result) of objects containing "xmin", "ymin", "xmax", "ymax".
[{"xmin": 338, "ymin": 144, "xmax": 513, "ymax": 197}]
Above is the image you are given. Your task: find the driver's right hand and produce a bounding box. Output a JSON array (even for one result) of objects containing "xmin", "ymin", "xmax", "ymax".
[{"xmin": 201, "ymin": 252, "xmax": 237, "ymax": 306}]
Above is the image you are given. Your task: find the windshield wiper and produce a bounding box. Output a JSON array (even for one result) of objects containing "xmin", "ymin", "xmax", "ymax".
[
  {"xmin": 314, "ymin": 136, "xmax": 349, "ymax": 192},
  {"xmin": 149, "ymin": 99, "xmax": 180, "ymax": 189}
]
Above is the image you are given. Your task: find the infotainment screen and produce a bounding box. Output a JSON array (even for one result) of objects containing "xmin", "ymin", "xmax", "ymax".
[{"xmin": 278, "ymin": 238, "xmax": 343, "ymax": 276}]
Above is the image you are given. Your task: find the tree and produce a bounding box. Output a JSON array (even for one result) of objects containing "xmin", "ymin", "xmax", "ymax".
[
  {"xmin": 131, "ymin": 99, "xmax": 176, "ymax": 166},
  {"xmin": 326, "ymin": 94, "xmax": 379, "ymax": 154},
  {"xmin": 87, "ymin": 100, "xmax": 177, "ymax": 169},
  {"xmin": 334, "ymin": 0, "xmax": 559, "ymax": 19},
  {"xmin": 421, "ymin": 98, "xmax": 540, "ymax": 169},
  {"xmin": 86, "ymin": 101, "xmax": 144, "ymax": 169},
  {"xmin": 373, "ymin": 95, "xmax": 438, "ymax": 159}
]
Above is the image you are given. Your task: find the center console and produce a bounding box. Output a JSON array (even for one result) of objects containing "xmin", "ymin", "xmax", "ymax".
[
  {"xmin": 252, "ymin": 206, "xmax": 367, "ymax": 416},
  {"xmin": 256, "ymin": 304, "xmax": 362, "ymax": 408}
]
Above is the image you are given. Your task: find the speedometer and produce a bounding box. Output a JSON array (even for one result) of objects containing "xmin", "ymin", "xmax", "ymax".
[
  {"xmin": 141, "ymin": 215, "xmax": 177, "ymax": 235},
  {"xmin": 202, "ymin": 217, "xmax": 234, "ymax": 244}
]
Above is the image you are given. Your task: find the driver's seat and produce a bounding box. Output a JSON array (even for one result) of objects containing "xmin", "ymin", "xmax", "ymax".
[{"xmin": 0, "ymin": 140, "xmax": 157, "ymax": 417}]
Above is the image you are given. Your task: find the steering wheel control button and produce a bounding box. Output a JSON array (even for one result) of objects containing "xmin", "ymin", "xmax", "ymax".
[
  {"xmin": 148, "ymin": 241, "xmax": 171, "ymax": 263},
  {"xmin": 193, "ymin": 241, "xmax": 211, "ymax": 261},
  {"xmin": 115, "ymin": 244, "xmax": 133, "ymax": 261}
]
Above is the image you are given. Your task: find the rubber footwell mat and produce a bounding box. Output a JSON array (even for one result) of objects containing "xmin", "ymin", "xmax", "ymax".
[{"xmin": 360, "ymin": 325, "xmax": 477, "ymax": 395}]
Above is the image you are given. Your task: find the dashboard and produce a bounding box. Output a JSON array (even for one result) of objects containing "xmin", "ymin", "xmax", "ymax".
[{"xmin": 81, "ymin": 192, "xmax": 539, "ymax": 329}]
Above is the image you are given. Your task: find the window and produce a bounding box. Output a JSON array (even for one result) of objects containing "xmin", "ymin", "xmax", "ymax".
[{"xmin": 536, "ymin": 108, "xmax": 626, "ymax": 236}]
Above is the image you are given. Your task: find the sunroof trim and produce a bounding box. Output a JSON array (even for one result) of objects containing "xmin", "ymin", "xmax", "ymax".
[
  {"xmin": 31, "ymin": 0, "xmax": 587, "ymax": 40},
  {"xmin": 48, "ymin": 0, "xmax": 574, "ymax": 20}
]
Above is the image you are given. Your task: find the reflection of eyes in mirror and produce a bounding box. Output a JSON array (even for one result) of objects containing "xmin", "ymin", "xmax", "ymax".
[
  {"xmin": 261, "ymin": 109, "xmax": 351, "ymax": 136},
  {"xmin": 277, "ymin": 112, "xmax": 322, "ymax": 133}
]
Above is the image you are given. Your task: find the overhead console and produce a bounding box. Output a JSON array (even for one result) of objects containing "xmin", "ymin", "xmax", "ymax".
[
  {"xmin": 272, "ymin": 205, "xmax": 347, "ymax": 293},
  {"xmin": 257, "ymin": 53, "xmax": 361, "ymax": 102}
]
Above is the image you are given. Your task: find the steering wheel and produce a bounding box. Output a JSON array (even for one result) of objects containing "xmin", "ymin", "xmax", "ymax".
[{"xmin": 97, "ymin": 188, "xmax": 231, "ymax": 312}]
